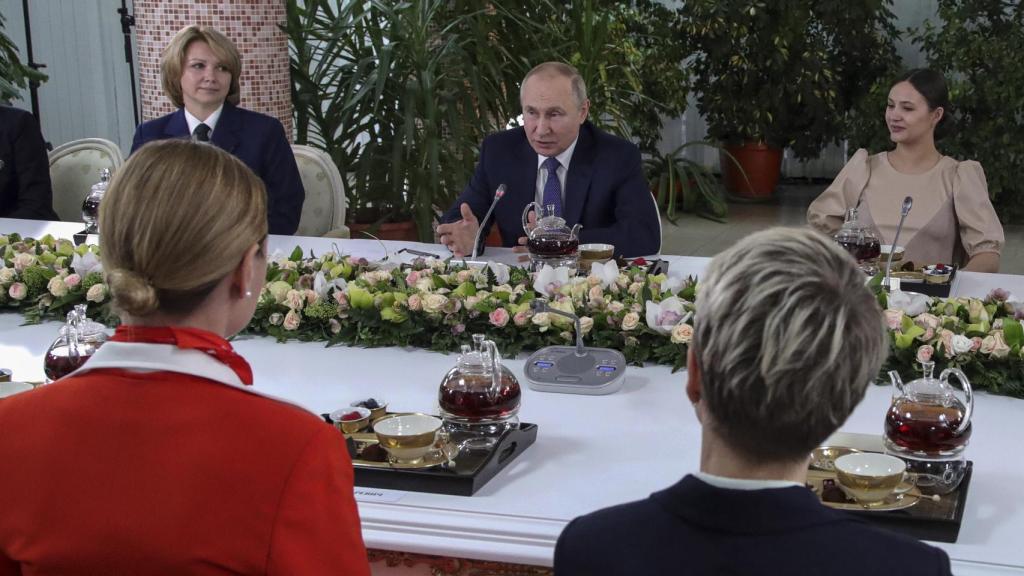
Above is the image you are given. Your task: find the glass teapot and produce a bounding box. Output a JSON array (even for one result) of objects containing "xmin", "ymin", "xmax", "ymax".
[
  {"xmin": 82, "ymin": 168, "xmax": 111, "ymax": 234},
  {"xmin": 834, "ymin": 207, "xmax": 881, "ymax": 275},
  {"xmin": 521, "ymin": 202, "xmax": 582, "ymax": 272},
  {"xmin": 43, "ymin": 304, "xmax": 108, "ymax": 383},
  {"xmin": 439, "ymin": 334, "xmax": 521, "ymax": 434},
  {"xmin": 884, "ymin": 360, "xmax": 973, "ymax": 458}
]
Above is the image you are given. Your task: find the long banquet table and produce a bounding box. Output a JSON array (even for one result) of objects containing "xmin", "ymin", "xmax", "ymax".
[{"xmin": 3, "ymin": 218, "xmax": 1024, "ymax": 575}]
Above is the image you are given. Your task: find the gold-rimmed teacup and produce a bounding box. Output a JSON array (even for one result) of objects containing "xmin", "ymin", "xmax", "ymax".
[
  {"xmin": 579, "ymin": 243, "xmax": 615, "ymax": 274},
  {"xmin": 373, "ymin": 413, "xmax": 443, "ymax": 464},
  {"xmin": 834, "ymin": 453, "xmax": 914, "ymax": 506}
]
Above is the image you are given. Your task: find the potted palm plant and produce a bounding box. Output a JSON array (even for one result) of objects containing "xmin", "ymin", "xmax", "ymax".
[
  {"xmin": 681, "ymin": 0, "xmax": 899, "ymax": 197},
  {"xmin": 1, "ymin": 12, "xmax": 47, "ymax": 104},
  {"xmin": 644, "ymin": 141, "xmax": 730, "ymax": 223}
]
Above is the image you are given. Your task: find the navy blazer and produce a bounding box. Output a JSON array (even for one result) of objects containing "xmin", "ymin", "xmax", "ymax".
[
  {"xmin": 131, "ymin": 103, "xmax": 304, "ymax": 235},
  {"xmin": 443, "ymin": 122, "xmax": 660, "ymax": 258},
  {"xmin": 555, "ymin": 475, "xmax": 952, "ymax": 576},
  {"xmin": 0, "ymin": 106, "xmax": 58, "ymax": 220}
]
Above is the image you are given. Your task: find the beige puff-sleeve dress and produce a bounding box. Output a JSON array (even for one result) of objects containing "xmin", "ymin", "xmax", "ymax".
[{"xmin": 807, "ymin": 149, "xmax": 1004, "ymax": 266}]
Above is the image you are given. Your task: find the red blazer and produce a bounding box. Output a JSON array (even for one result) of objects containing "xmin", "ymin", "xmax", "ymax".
[{"xmin": 0, "ymin": 344, "xmax": 370, "ymax": 575}]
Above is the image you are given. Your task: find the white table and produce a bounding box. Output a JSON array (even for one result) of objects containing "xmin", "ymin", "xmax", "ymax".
[{"xmin": 3, "ymin": 218, "xmax": 1023, "ymax": 574}]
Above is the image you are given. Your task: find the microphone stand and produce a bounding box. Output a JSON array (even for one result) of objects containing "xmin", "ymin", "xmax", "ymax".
[
  {"xmin": 531, "ymin": 299, "xmax": 586, "ymax": 357},
  {"xmin": 468, "ymin": 183, "xmax": 506, "ymax": 261},
  {"xmin": 884, "ymin": 196, "xmax": 913, "ymax": 292}
]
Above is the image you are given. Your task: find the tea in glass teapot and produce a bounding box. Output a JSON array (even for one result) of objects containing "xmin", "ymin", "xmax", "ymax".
[
  {"xmin": 439, "ymin": 334, "xmax": 521, "ymax": 447},
  {"xmin": 43, "ymin": 304, "xmax": 108, "ymax": 383},
  {"xmin": 521, "ymin": 202, "xmax": 581, "ymax": 272},
  {"xmin": 884, "ymin": 360, "xmax": 973, "ymax": 493},
  {"xmin": 834, "ymin": 207, "xmax": 881, "ymax": 275}
]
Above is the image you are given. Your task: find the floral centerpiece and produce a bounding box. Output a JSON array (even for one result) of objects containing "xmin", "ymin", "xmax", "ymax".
[
  {"xmin": 882, "ymin": 289, "xmax": 1024, "ymax": 398},
  {"xmin": 6, "ymin": 231, "xmax": 1024, "ymax": 399}
]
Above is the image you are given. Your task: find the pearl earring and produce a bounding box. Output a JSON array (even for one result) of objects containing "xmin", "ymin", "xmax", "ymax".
[{"xmin": 245, "ymin": 290, "xmax": 253, "ymax": 298}]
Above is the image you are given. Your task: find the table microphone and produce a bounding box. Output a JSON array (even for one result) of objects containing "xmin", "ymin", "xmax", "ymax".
[
  {"xmin": 884, "ymin": 196, "xmax": 913, "ymax": 291},
  {"xmin": 470, "ymin": 184, "xmax": 506, "ymax": 260}
]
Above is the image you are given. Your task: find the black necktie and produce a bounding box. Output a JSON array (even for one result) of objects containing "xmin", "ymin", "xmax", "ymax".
[{"xmin": 193, "ymin": 123, "xmax": 211, "ymax": 142}]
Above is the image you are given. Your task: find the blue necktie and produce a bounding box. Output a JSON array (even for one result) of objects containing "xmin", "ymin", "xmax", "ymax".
[{"xmin": 542, "ymin": 157, "xmax": 562, "ymax": 216}]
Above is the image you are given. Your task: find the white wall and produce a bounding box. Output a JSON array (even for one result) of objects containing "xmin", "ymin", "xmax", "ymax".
[{"xmin": 1, "ymin": 0, "xmax": 138, "ymax": 155}]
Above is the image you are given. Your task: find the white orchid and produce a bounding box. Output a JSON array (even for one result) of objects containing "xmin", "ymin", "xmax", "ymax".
[
  {"xmin": 587, "ymin": 260, "xmax": 619, "ymax": 288},
  {"xmin": 71, "ymin": 251, "xmax": 102, "ymax": 277},
  {"xmin": 533, "ymin": 265, "xmax": 570, "ymax": 297},
  {"xmin": 887, "ymin": 290, "xmax": 933, "ymax": 317},
  {"xmin": 644, "ymin": 296, "xmax": 692, "ymax": 334},
  {"xmin": 661, "ymin": 271, "xmax": 690, "ymax": 294},
  {"xmin": 313, "ymin": 270, "xmax": 347, "ymax": 301},
  {"xmin": 486, "ymin": 262, "xmax": 511, "ymax": 285}
]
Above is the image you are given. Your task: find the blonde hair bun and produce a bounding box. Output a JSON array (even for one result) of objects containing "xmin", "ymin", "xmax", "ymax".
[{"xmin": 106, "ymin": 268, "xmax": 159, "ymax": 317}]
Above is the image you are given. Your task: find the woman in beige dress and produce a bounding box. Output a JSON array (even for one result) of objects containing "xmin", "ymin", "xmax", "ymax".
[{"xmin": 807, "ymin": 69, "xmax": 1003, "ymax": 272}]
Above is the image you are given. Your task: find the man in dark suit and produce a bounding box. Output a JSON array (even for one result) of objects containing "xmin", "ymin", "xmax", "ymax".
[
  {"xmin": 130, "ymin": 25, "xmax": 303, "ymax": 236},
  {"xmin": 555, "ymin": 228, "xmax": 953, "ymax": 576},
  {"xmin": 0, "ymin": 105, "xmax": 58, "ymax": 220},
  {"xmin": 437, "ymin": 62, "xmax": 660, "ymax": 258}
]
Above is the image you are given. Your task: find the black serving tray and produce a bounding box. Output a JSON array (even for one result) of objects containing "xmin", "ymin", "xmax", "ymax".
[
  {"xmin": 818, "ymin": 461, "xmax": 972, "ymax": 543},
  {"xmin": 322, "ymin": 414, "xmax": 538, "ymax": 496},
  {"xmin": 891, "ymin": 265, "xmax": 957, "ymax": 298}
]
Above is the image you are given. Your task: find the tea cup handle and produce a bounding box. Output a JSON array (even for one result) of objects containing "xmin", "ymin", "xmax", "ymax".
[
  {"xmin": 522, "ymin": 202, "xmax": 539, "ymax": 237},
  {"xmin": 894, "ymin": 471, "xmax": 917, "ymax": 495}
]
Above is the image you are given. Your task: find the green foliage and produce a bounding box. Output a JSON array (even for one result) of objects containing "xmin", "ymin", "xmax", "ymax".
[
  {"xmin": 644, "ymin": 141, "xmax": 729, "ymax": 222},
  {"xmin": 0, "ymin": 12, "xmax": 47, "ymax": 104},
  {"xmin": 682, "ymin": 0, "xmax": 899, "ymax": 159},
  {"xmin": 911, "ymin": 0, "xmax": 1024, "ymax": 223}
]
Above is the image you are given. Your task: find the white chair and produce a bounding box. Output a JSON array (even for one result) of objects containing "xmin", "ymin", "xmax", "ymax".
[
  {"xmin": 48, "ymin": 138, "xmax": 124, "ymax": 222},
  {"xmin": 292, "ymin": 144, "xmax": 349, "ymax": 238}
]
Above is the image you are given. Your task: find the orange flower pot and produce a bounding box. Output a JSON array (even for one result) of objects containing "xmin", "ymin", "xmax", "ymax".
[{"xmin": 721, "ymin": 142, "xmax": 782, "ymax": 198}]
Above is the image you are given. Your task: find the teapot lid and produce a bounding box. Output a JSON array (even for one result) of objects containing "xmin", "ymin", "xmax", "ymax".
[
  {"xmin": 903, "ymin": 360, "xmax": 956, "ymax": 403},
  {"xmin": 59, "ymin": 304, "xmax": 106, "ymax": 338}
]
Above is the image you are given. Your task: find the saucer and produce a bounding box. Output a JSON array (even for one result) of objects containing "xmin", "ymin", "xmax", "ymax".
[
  {"xmin": 807, "ymin": 469, "xmax": 922, "ymax": 512},
  {"xmin": 347, "ymin": 432, "xmax": 459, "ymax": 470}
]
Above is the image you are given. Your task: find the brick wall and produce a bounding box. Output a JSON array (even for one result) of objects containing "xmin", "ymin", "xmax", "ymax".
[{"xmin": 134, "ymin": 0, "xmax": 293, "ymax": 139}]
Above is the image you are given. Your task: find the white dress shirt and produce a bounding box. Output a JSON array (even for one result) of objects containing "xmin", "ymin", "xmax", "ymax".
[
  {"xmin": 184, "ymin": 104, "xmax": 224, "ymax": 138},
  {"xmin": 693, "ymin": 471, "xmax": 804, "ymax": 491}
]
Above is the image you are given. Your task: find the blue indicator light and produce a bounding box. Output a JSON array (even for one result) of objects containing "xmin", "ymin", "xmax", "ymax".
[
  {"xmin": 535, "ymin": 360, "xmax": 554, "ymax": 368},
  {"xmin": 597, "ymin": 365, "xmax": 617, "ymax": 372}
]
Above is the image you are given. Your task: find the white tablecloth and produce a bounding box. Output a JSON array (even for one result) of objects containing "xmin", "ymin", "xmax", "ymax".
[{"xmin": 2, "ymin": 218, "xmax": 1023, "ymax": 574}]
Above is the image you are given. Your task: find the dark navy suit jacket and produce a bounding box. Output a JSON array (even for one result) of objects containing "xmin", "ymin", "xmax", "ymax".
[
  {"xmin": 443, "ymin": 122, "xmax": 660, "ymax": 258},
  {"xmin": 555, "ymin": 475, "xmax": 952, "ymax": 576},
  {"xmin": 0, "ymin": 106, "xmax": 58, "ymax": 220},
  {"xmin": 131, "ymin": 103, "xmax": 303, "ymax": 235}
]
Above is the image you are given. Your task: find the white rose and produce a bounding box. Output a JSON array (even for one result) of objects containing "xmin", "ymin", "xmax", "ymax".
[
  {"xmin": 951, "ymin": 334, "xmax": 974, "ymax": 355},
  {"xmin": 86, "ymin": 283, "xmax": 107, "ymax": 303},
  {"xmin": 532, "ymin": 312, "xmax": 551, "ymax": 330},
  {"xmin": 621, "ymin": 312, "xmax": 640, "ymax": 331},
  {"xmin": 0, "ymin": 267, "xmax": 14, "ymax": 283},
  {"xmin": 579, "ymin": 316, "xmax": 594, "ymax": 335},
  {"xmin": 47, "ymin": 275, "xmax": 68, "ymax": 298},
  {"xmin": 269, "ymin": 312, "xmax": 283, "ymax": 326},
  {"xmin": 671, "ymin": 323, "xmax": 694, "ymax": 344},
  {"xmin": 608, "ymin": 301, "xmax": 625, "ymax": 314},
  {"xmin": 407, "ymin": 293, "xmax": 423, "ymax": 311},
  {"xmin": 13, "ymin": 253, "xmax": 36, "ymax": 272},
  {"xmin": 423, "ymin": 293, "xmax": 448, "ymax": 314},
  {"xmin": 415, "ymin": 278, "xmax": 435, "ymax": 292}
]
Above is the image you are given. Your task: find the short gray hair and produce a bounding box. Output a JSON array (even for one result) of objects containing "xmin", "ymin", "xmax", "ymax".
[
  {"xmin": 692, "ymin": 227, "xmax": 888, "ymax": 463},
  {"xmin": 521, "ymin": 62, "xmax": 588, "ymax": 109}
]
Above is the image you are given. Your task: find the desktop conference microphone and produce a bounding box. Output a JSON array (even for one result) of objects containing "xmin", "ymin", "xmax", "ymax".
[
  {"xmin": 884, "ymin": 196, "xmax": 913, "ymax": 290},
  {"xmin": 470, "ymin": 184, "xmax": 506, "ymax": 260}
]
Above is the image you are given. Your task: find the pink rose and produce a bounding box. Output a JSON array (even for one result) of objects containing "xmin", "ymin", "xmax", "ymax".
[
  {"xmin": 283, "ymin": 310, "xmax": 301, "ymax": 331},
  {"xmin": 64, "ymin": 273, "xmax": 81, "ymax": 289},
  {"xmin": 405, "ymin": 270, "xmax": 421, "ymax": 285},
  {"xmin": 489, "ymin": 308, "xmax": 510, "ymax": 327},
  {"xmin": 916, "ymin": 345, "xmax": 934, "ymax": 364},
  {"xmin": 333, "ymin": 290, "xmax": 349, "ymax": 310},
  {"xmin": 671, "ymin": 323, "xmax": 694, "ymax": 344},
  {"xmin": 883, "ymin": 309, "xmax": 904, "ymax": 331},
  {"xmin": 285, "ymin": 289, "xmax": 305, "ymax": 310},
  {"xmin": 621, "ymin": 312, "xmax": 640, "ymax": 331},
  {"xmin": 938, "ymin": 329, "xmax": 955, "ymax": 357},
  {"xmin": 304, "ymin": 289, "xmax": 319, "ymax": 305},
  {"xmin": 406, "ymin": 293, "xmax": 422, "ymax": 311},
  {"xmin": 971, "ymin": 337, "xmax": 983, "ymax": 352},
  {"xmin": 513, "ymin": 310, "xmax": 530, "ymax": 326}
]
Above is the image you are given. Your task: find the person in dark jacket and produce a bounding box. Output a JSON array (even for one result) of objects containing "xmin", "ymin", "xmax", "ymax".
[
  {"xmin": 0, "ymin": 105, "xmax": 58, "ymax": 220},
  {"xmin": 555, "ymin": 227, "xmax": 952, "ymax": 576}
]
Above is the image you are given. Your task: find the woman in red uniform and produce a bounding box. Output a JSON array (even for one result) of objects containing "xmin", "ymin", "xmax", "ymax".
[{"xmin": 0, "ymin": 140, "xmax": 370, "ymax": 575}]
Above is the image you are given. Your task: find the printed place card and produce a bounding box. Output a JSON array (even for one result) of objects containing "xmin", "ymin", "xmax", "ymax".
[{"xmin": 354, "ymin": 487, "xmax": 405, "ymax": 503}]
